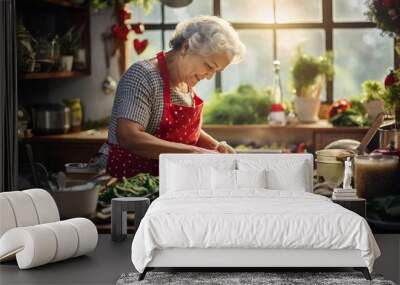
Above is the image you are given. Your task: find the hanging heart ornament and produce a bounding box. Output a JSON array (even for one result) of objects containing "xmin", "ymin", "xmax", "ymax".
[
  {"xmin": 133, "ymin": 39, "xmax": 148, "ymax": 54},
  {"xmin": 132, "ymin": 23, "xmax": 145, "ymax": 34}
]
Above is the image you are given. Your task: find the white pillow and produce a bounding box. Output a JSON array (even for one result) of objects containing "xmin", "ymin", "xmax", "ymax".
[
  {"xmin": 236, "ymin": 169, "xmax": 267, "ymax": 189},
  {"xmin": 237, "ymin": 158, "xmax": 309, "ymax": 191},
  {"xmin": 212, "ymin": 168, "xmax": 237, "ymax": 190},
  {"xmin": 167, "ymin": 163, "xmax": 211, "ymax": 191},
  {"xmin": 266, "ymin": 167, "xmax": 307, "ymax": 192}
]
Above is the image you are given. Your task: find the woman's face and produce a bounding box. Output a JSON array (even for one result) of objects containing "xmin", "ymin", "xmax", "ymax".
[{"xmin": 178, "ymin": 50, "xmax": 231, "ymax": 88}]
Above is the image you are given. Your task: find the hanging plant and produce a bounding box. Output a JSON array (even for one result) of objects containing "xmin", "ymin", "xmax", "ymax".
[
  {"xmin": 366, "ymin": 0, "xmax": 400, "ymax": 37},
  {"xmin": 91, "ymin": 0, "xmax": 157, "ymax": 12}
]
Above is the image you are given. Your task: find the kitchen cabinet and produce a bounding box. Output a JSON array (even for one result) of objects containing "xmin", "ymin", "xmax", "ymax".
[{"xmin": 20, "ymin": 121, "xmax": 369, "ymax": 172}]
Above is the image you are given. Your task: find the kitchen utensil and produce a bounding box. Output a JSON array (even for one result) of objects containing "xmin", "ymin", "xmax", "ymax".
[
  {"xmin": 355, "ymin": 112, "xmax": 385, "ymax": 154},
  {"xmin": 25, "ymin": 144, "xmax": 39, "ymax": 187},
  {"xmin": 324, "ymin": 139, "xmax": 360, "ymax": 151},
  {"xmin": 56, "ymin": 172, "xmax": 66, "ymax": 191},
  {"xmin": 101, "ymin": 33, "xmax": 117, "ymax": 95},
  {"xmin": 65, "ymin": 162, "xmax": 99, "ymax": 174},
  {"xmin": 50, "ymin": 181, "xmax": 98, "ymax": 218},
  {"xmin": 32, "ymin": 103, "xmax": 70, "ymax": 134}
]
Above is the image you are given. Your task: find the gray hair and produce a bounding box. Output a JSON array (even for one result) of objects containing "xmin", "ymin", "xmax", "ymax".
[{"xmin": 169, "ymin": 15, "xmax": 246, "ymax": 64}]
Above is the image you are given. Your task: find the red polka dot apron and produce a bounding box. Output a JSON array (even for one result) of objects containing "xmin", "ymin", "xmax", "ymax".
[{"xmin": 106, "ymin": 51, "xmax": 204, "ymax": 179}]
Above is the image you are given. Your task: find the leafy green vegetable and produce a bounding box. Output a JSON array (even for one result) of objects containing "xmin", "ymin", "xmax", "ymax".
[
  {"xmin": 329, "ymin": 109, "xmax": 368, "ymax": 127},
  {"xmin": 348, "ymin": 96, "xmax": 367, "ymax": 116},
  {"xmin": 203, "ymin": 84, "xmax": 273, "ymax": 125},
  {"xmin": 98, "ymin": 173, "xmax": 159, "ymax": 203}
]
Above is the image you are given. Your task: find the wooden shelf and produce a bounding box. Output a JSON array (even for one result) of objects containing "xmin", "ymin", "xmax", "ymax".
[
  {"xmin": 22, "ymin": 71, "xmax": 88, "ymax": 80},
  {"xmin": 43, "ymin": 0, "xmax": 86, "ymax": 9}
]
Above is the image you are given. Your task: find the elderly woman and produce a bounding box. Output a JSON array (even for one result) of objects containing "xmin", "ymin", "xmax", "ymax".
[{"xmin": 103, "ymin": 15, "xmax": 245, "ymax": 178}]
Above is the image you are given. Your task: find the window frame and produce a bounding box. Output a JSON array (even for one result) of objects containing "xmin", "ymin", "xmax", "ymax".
[{"xmin": 124, "ymin": 0, "xmax": 399, "ymax": 103}]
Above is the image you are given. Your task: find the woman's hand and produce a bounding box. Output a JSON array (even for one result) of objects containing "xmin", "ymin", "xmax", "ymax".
[{"xmin": 215, "ymin": 141, "xmax": 236, "ymax": 154}]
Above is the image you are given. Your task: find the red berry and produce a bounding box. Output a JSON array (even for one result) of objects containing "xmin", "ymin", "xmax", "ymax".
[{"xmin": 384, "ymin": 70, "xmax": 397, "ymax": 88}]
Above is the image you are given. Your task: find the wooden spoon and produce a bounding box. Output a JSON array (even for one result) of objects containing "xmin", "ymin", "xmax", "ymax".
[{"xmin": 356, "ymin": 112, "xmax": 385, "ymax": 154}]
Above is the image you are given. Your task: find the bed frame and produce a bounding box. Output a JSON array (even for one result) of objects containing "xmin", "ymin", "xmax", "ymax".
[
  {"xmin": 137, "ymin": 154, "xmax": 372, "ymax": 281},
  {"xmin": 139, "ymin": 249, "xmax": 371, "ymax": 280}
]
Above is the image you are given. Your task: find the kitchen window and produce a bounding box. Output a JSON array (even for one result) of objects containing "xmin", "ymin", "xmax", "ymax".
[{"xmin": 126, "ymin": 0, "xmax": 397, "ymax": 103}]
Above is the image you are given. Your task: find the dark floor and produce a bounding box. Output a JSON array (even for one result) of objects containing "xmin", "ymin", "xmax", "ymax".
[{"xmin": 0, "ymin": 234, "xmax": 134, "ymax": 285}]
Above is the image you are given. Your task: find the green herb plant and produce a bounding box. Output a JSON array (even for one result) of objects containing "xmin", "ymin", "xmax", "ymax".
[
  {"xmin": 361, "ymin": 80, "xmax": 386, "ymax": 103},
  {"xmin": 291, "ymin": 46, "xmax": 334, "ymax": 98},
  {"xmin": 17, "ymin": 21, "xmax": 37, "ymax": 72},
  {"xmin": 60, "ymin": 25, "xmax": 85, "ymax": 56},
  {"xmin": 203, "ymin": 84, "xmax": 273, "ymax": 125}
]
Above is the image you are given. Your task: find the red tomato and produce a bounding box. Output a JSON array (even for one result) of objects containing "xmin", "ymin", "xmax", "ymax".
[{"xmin": 328, "ymin": 99, "xmax": 351, "ymax": 118}]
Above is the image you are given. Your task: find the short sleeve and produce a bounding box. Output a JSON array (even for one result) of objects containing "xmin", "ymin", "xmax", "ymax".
[{"xmin": 113, "ymin": 64, "xmax": 153, "ymax": 129}]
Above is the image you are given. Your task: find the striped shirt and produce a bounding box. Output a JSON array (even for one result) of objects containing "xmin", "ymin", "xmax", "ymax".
[{"xmin": 98, "ymin": 58, "xmax": 194, "ymax": 164}]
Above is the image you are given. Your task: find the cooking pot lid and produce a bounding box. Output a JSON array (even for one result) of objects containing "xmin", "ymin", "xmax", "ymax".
[{"xmin": 33, "ymin": 103, "xmax": 68, "ymax": 111}]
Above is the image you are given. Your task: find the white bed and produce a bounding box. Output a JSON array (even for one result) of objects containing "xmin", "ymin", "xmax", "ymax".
[{"xmin": 131, "ymin": 154, "xmax": 380, "ymax": 280}]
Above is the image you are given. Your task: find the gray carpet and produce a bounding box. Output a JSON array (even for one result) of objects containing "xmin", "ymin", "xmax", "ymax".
[{"xmin": 116, "ymin": 271, "xmax": 396, "ymax": 285}]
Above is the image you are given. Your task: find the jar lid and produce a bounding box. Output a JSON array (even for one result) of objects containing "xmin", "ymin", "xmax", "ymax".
[{"xmin": 355, "ymin": 154, "xmax": 399, "ymax": 162}]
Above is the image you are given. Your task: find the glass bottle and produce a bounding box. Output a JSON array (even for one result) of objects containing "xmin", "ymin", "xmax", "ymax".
[
  {"xmin": 272, "ymin": 60, "xmax": 283, "ymax": 105},
  {"xmin": 269, "ymin": 60, "xmax": 286, "ymax": 125}
]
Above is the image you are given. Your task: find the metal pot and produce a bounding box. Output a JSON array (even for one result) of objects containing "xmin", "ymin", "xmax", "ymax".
[{"xmin": 32, "ymin": 103, "xmax": 70, "ymax": 134}]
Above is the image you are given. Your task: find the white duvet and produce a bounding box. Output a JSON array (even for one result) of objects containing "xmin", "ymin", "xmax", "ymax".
[{"xmin": 131, "ymin": 190, "xmax": 380, "ymax": 273}]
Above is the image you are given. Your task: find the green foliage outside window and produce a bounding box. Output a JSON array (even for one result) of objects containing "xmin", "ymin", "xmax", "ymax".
[{"xmin": 203, "ymin": 84, "xmax": 273, "ymax": 125}]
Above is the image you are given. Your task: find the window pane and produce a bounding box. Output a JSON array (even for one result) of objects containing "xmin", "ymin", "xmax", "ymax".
[
  {"xmin": 221, "ymin": 0, "xmax": 273, "ymax": 23},
  {"xmin": 333, "ymin": 0, "xmax": 369, "ymax": 22},
  {"xmin": 126, "ymin": 31, "xmax": 162, "ymax": 65},
  {"xmin": 165, "ymin": 0, "xmax": 213, "ymax": 24},
  {"xmin": 333, "ymin": 29, "xmax": 394, "ymax": 100},
  {"xmin": 164, "ymin": 30, "xmax": 215, "ymax": 100},
  {"xmin": 277, "ymin": 29, "xmax": 325, "ymax": 100},
  {"xmin": 128, "ymin": 2, "xmax": 162, "ymax": 24},
  {"xmin": 221, "ymin": 30, "xmax": 273, "ymax": 92},
  {"xmin": 276, "ymin": 0, "xmax": 322, "ymax": 23}
]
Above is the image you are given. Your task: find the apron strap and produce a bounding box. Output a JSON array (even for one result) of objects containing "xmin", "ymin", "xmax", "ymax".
[{"xmin": 156, "ymin": 51, "xmax": 171, "ymax": 108}]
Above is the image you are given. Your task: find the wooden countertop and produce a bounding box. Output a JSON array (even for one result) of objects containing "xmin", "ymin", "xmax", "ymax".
[
  {"xmin": 27, "ymin": 129, "xmax": 109, "ymax": 143},
  {"xmin": 26, "ymin": 121, "xmax": 369, "ymax": 143}
]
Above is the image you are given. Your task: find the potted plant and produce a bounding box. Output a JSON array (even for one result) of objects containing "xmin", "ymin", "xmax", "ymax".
[
  {"xmin": 59, "ymin": 25, "xmax": 84, "ymax": 71},
  {"xmin": 366, "ymin": 0, "xmax": 400, "ymax": 55},
  {"xmin": 360, "ymin": 80, "xmax": 386, "ymax": 120},
  {"xmin": 17, "ymin": 21, "xmax": 36, "ymax": 73},
  {"xmin": 290, "ymin": 47, "xmax": 334, "ymax": 123},
  {"xmin": 383, "ymin": 69, "xmax": 400, "ymax": 127}
]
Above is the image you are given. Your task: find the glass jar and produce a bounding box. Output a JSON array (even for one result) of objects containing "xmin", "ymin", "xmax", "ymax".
[
  {"xmin": 379, "ymin": 128, "xmax": 399, "ymax": 150},
  {"xmin": 63, "ymin": 98, "xmax": 82, "ymax": 132},
  {"xmin": 354, "ymin": 154, "xmax": 399, "ymax": 199}
]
